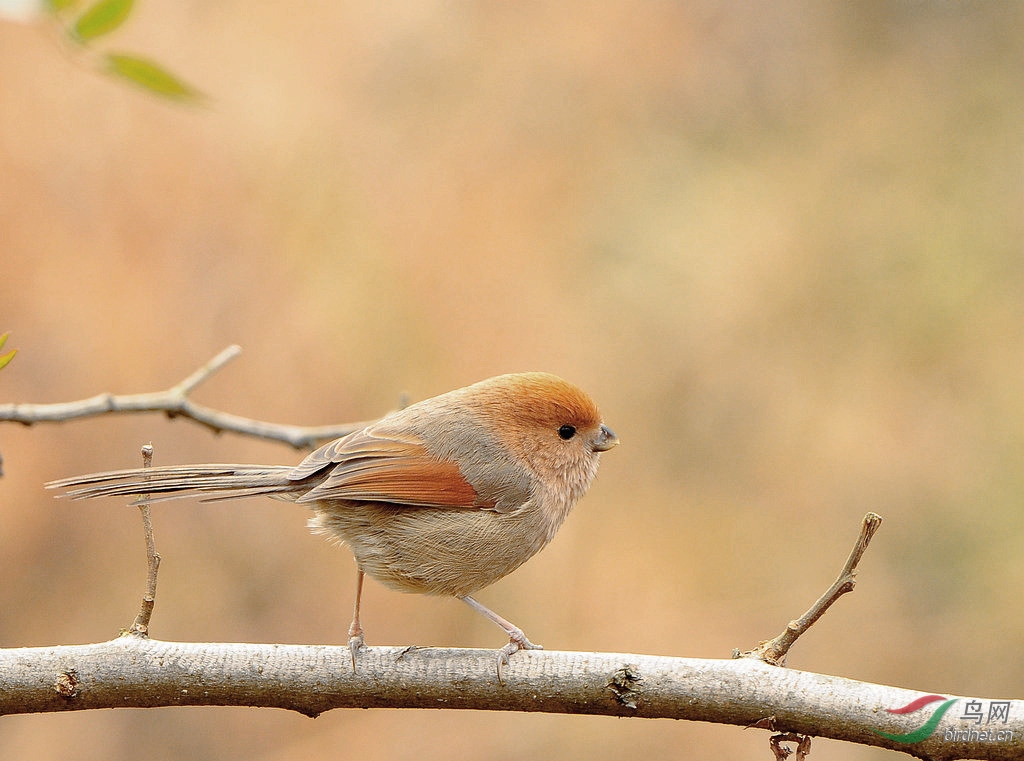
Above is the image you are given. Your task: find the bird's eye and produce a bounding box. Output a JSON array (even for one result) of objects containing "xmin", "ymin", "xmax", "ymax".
[{"xmin": 557, "ymin": 424, "xmax": 577, "ymax": 440}]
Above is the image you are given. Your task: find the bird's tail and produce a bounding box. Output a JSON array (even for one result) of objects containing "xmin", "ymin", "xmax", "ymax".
[{"xmin": 47, "ymin": 464, "xmax": 299, "ymax": 503}]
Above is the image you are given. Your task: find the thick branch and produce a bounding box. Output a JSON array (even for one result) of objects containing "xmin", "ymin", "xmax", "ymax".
[
  {"xmin": 1, "ymin": 637, "xmax": 1019, "ymax": 760},
  {"xmin": 0, "ymin": 345, "xmax": 377, "ymax": 449}
]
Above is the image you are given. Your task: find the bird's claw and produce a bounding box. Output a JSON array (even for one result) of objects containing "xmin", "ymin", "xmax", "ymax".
[
  {"xmin": 495, "ymin": 631, "xmax": 543, "ymax": 684},
  {"xmin": 348, "ymin": 634, "xmax": 366, "ymax": 672}
]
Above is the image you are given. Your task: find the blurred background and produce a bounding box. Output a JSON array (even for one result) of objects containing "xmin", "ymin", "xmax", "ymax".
[{"xmin": 2, "ymin": 1, "xmax": 1023, "ymax": 759}]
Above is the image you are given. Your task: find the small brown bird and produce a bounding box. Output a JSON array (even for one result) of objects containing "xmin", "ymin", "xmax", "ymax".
[{"xmin": 48, "ymin": 372, "xmax": 618, "ymax": 675}]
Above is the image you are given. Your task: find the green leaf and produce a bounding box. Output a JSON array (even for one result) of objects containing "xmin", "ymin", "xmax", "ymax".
[
  {"xmin": 0, "ymin": 332, "xmax": 8, "ymax": 352},
  {"xmin": 73, "ymin": 0, "xmax": 134, "ymax": 42},
  {"xmin": 105, "ymin": 53, "xmax": 202, "ymax": 101}
]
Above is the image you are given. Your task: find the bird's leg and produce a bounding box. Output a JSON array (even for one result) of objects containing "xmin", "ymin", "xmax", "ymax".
[
  {"xmin": 459, "ymin": 595, "xmax": 542, "ymax": 682},
  {"xmin": 348, "ymin": 566, "xmax": 366, "ymax": 670}
]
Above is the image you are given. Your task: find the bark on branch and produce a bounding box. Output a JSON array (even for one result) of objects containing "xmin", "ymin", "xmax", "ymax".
[{"xmin": 0, "ymin": 637, "xmax": 1019, "ymax": 760}]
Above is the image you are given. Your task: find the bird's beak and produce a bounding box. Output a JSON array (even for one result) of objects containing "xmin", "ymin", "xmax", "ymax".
[{"xmin": 592, "ymin": 424, "xmax": 619, "ymax": 452}]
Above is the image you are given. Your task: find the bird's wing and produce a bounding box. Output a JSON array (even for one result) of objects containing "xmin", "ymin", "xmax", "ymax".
[{"xmin": 288, "ymin": 428, "xmax": 494, "ymax": 509}]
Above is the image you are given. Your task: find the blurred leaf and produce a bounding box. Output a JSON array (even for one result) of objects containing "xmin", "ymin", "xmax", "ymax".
[
  {"xmin": 105, "ymin": 53, "xmax": 202, "ymax": 101},
  {"xmin": 73, "ymin": 0, "xmax": 133, "ymax": 42},
  {"xmin": 0, "ymin": 333, "xmax": 16, "ymax": 371},
  {"xmin": 45, "ymin": 0, "xmax": 79, "ymax": 12}
]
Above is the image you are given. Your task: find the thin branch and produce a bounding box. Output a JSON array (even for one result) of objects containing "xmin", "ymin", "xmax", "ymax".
[
  {"xmin": 741, "ymin": 512, "xmax": 883, "ymax": 666},
  {"xmin": 127, "ymin": 444, "xmax": 160, "ymax": 636},
  {"xmin": 171, "ymin": 345, "xmax": 243, "ymax": 396},
  {"xmin": 0, "ymin": 345, "xmax": 379, "ymax": 449},
  {"xmin": 1, "ymin": 639, "xmax": 1020, "ymax": 760}
]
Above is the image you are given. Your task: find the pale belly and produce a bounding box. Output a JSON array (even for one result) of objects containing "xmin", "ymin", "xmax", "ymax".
[{"xmin": 307, "ymin": 498, "xmax": 570, "ymax": 597}]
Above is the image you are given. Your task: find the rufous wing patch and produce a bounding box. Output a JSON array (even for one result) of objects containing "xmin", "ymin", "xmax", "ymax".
[{"xmin": 290, "ymin": 429, "xmax": 490, "ymax": 509}]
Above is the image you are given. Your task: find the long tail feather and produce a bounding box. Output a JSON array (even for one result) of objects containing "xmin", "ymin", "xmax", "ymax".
[{"xmin": 46, "ymin": 464, "xmax": 298, "ymax": 503}]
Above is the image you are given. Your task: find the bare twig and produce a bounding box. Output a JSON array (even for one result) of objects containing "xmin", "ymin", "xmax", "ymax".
[
  {"xmin": 0, "ymin": 345, "xmax": 378, "ymax": 449},
  {"xmin": 770, "ymin": 733, "xmax": 812, "ymax": 760},
  {"xmin": 128, "ymin": 444, "xmax": 160, "ymax": 637},
  {"xmin": 741, "ymin": 512, "xmax": 883, "ymax": 666}
]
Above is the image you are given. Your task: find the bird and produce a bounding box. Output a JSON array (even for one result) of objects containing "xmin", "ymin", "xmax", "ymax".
[{"xmin": 48, "ymin": 372, "xmax": 618, "ymax": 678}]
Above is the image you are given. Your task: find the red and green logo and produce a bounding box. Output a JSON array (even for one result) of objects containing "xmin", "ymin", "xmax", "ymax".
[
  {"xmin": 874, "ymin": 695, "xmax": 958, "ymax": 744},
  {"xmin": 876, "ymin": 695, "xmax": 1013, "ymax": 745}
]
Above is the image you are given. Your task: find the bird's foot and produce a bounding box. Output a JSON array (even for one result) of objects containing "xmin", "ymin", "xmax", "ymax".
[
  {"xmin": 495, "ymin": 628, "xmax": 543, "ymax": 684},
  {"xmin": 348, "ymin": 633, "xmax": 365, "ymax": 672}
]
